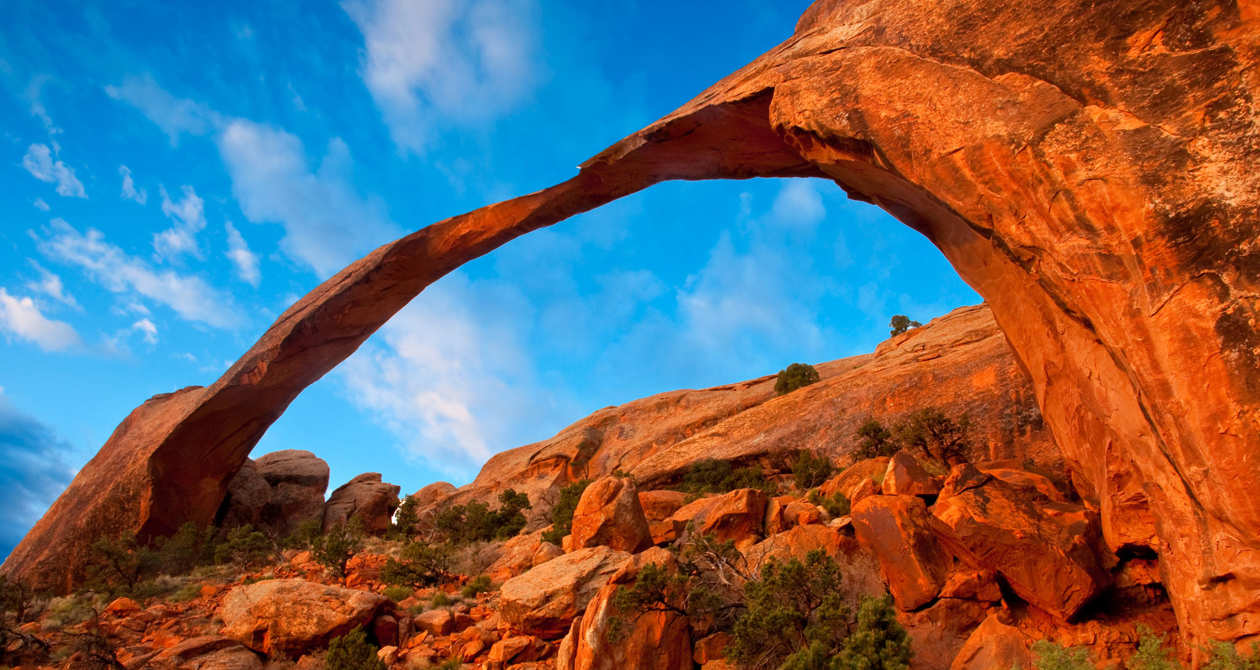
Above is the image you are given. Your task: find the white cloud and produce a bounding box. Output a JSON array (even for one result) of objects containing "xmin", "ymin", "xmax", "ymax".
[
  {"xmin": 0, "ymin": 288, "xmax": 81, "ymax": 352},
  {"xmin": 342, "ymin": 0, "xmax": 538, "ymax": 153},
  {"xmin": 21, "ymin": 144, "xmax": 86, "ymax": 198},
  {"xmin": 154, "ymin": 185, "xmax": 207, "ymax": 260},
  {"xmin": 769, "ymin": 179, "xmax": 826, "ymax": 229},
  {"xmin": 341, "ymin": 273, "xmax": 553, "ymax": 478},
  {"xmin": 224, "ymin": 221, "xmax": 261, "ymax": 286},
  {"xmin": 119, "ymin": 165, "xmax": 147, "ymax": 204},
  {"xmin": 104, "ymin": 75, "xmax": 221, "ymax": 143},
  {"xmin": 33, "ymin": 198, "xmax": 50, "ymax": 212},
  {"xmin": 36, "ymin": 219, "xmax": 242, "ymax": 329},
  {"xmin": 217, "ymin": 120, "xmax": 400, "ymax": 276},
  {"xmin": 131, "ymin": 318, "xmax": 158, "ymax": 345},
  {"xmin": 25, "ymin": 76, "xmax": 61, "ymax": 136},
  {"xmin": 25, "ymin": 262, "xmax": 78, "ymax": 309}
]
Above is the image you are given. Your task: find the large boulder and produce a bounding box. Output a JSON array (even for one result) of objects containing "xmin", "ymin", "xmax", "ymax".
[
  {"xmin": 146, "ymin": 636, "xmax": 263, "ymax": 670},
  {"xmin": 499, "ymin": 546, "xmax": 631, "ymax": 639},
  {"xmin": 932, "ymin": 465, "xmax": 1109, "ymax": 620},
  {"xmin": 949, "ymin": 614, "xmax": 1033, "ymax": 670},
  {"xmin": 558, "ymin": 580, "xmax": 692, "ymax": 670},
  {"xmin": 850, "ymin": 495, "xmax": 957, "ymax": 611},
  {"xmin": 638, "ymin": 490, "xmax": 689, "ymax": 545},
  {"xmin": 256, "ymin": 450, "xmax": 329, "ymax": 533},
  {"xmin": 881, "ymin": 450, "xmax": 941, "ymax": 497},
  {"xmin": 217, "ymin": 460, "xmax": 271, "ymax": 529},
  {"xmin": 486, "ymin": 530, "xmax": 564, "ymax": 582},
  {"xmin": 820, "ymin": 458, "xmax": 890, "ymax": 499},
  {"xmin": 666, "ymin": 488, "xmax": 768, "ymax": 546},
  {"xmin": 323, "ymin": 473, "xmax": 401, "ymax": 534},
  {"xmin": 217, "ymin": 579, "xmax": 391, "ymax": 659},
  {"xmin": 569, "ymin": 476, "xmax": 653, "ymax": 553}
]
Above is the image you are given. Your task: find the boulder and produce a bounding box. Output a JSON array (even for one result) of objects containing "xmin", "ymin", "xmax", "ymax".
[
  {"xmin": 486, "ymin": 530, "xmax": 564, "ymax": 582},
  {"xmin": 411, "ymin": 481, "xmax": 457, "ymax": 509},
  {"xmin": 217, "ymin": 578, "xmax": 391, "ymax": 659},
  {"xmin": 146, "ymin": 636, "xmax": 263, "ymax": 670},
  {"xmin": 820, "ymin": 458, "xmax": 890, "ymax": 499},
  {"xmin": 217, "ymin": 460, "xmax": 271, "ymax": 529},
  {"xmin": 850, "ymin": 495, "xmax": 957, "ymax": 611},
  {"xmin": 485, "ymin": 635, "xmax": 551, "ymax": 669},
  {"xmin": 933, "ymin": 465, "xmax": 1109, "ymax": 620},
  {"xmin": 256, "ymin": 450, "xmax": 329, "ymax": 533},
  {"xmin": 881, "ymin": 450, "xmax": 941, "ymax": 497},
  {"xmin": 638, "ymin": 490, "xmax": 689, "ymax": 545},
  {"xmin": 561, "ymin": 581, "xmax": 692, "ymax": 670},
  {"xmin": 569, "ymin": 476, "xmax": 653, "ymax": 553},
  {"xmin": 743, "ymin": 524, "xmax": 847, "ymax": 568},
  {"xmin": 323, "ymin": 473, "xmax": 401, "ymax": 534},
  {"xmin": 949, "ymin": 614, "xmax": 1032, "ymax": 670},
  {"xmin": 500, "ymin": 546, "xmax": 631, "ymax": 639},
  {"xmin": 666, "ymin": 488, "xmax": 768, "ymax": 546}
]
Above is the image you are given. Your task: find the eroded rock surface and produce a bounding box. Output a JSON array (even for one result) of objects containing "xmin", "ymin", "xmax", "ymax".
[
  {"xmin": 323, "ymin": 473, "xmax": 401, "ymax": 534},
  {"xmin": 217, "ymin": 579, "xmax": 391, "ymax": 659}
]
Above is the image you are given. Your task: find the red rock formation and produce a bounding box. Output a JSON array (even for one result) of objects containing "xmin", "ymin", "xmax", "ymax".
[
  {"xmin": 217, "ymin": 579, "xmax": 392, "ymax": 659},
  {"xmin": 568, "ymin": 476, "xmax": 653, "ymax": 553},
  {"xmin": 323, "ymin": 473, "xmax": 400, "ymax": 534},
  {"xmin": 499, "ymin": 546, "xmax": 631, "ymax": 639},
  {"xmin": 850, "ymin": 495, "xmax": 959, "ymax": 611},
  {"xmin": 6, "ymin": 0, "xmax": 1258, "ymax": 651}
]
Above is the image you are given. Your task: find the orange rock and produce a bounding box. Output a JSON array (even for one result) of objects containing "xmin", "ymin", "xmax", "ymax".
[
  {"xmin": 949, "ymin": 614, "xmax": 1032, "ymax": 670},
  {"xmin": 323, "ymin": 473, "xmax": 400, "ymax": 534},
  {"xmin": 693, "ymin": 632, "xmax": 731, "ymax": 665},
  {"xmin": 850, "ymin": 496, "xmax": 956, "ymax": 611},
  {"xmin": 217, "ymin": 578, "xmax": 391, "ymax": 658},
  {"xmin": 640, "ymin": 490, "xmax": 689, "ymax": 545},
  {"xmin": 743, "ymin": 524, "xmax": 847, "ymax": 568},
  {"xmin": 416, "ymin": 609, "xmax": 455, "ymax": 636},
  {"xmin": 147, "ymin": 635, "xmax": 263, "ymax": 670},
  {"xmin": 499, "ymin": 546, "xmax": 631, "ymax": 639},
  {"xmin": 486, "ymin": 530, "xmax": 561, "ymax": 583},
  {"xmin": 569, "ymin": 476, "xmax": 653, "ymax": 553},
  {"xmin": 105, "ymin": 597, "xmax": 142, "ymax": 616},
  {"xmin": 667, "ymin": 488, "xmax": 768, "ymax": 545},
  {"xmin": 933, "ymin": 465, "xmax": 1109, "ymax": 620},
  {"xmin": 344, "ymin": 551, "xmax": 388, "ymax": 590},
  {"xmin": 881, "ymin": 450, "xmax": 941, "ymax": 497},
  {"xmin": 847, "ymin": 478, "xmax": 879, "ymax": 506},
  {"xmin": 562, "ymin": 581, "xmax": 692, "ymax": 670},
  {"xmin": 820, "ymin": 458, "xmax": 890, "ymax": 499},
  {"xmin": 486, "ymin": 635, "xmax": 550, "ymax": 669}
]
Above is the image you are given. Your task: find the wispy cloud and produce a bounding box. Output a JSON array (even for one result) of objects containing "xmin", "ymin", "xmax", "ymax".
[
  {"xmin": 132, "ymin": 318, "xmax": 158, "ymax": 345},
  {"xmin": 224, "ymin": 221, "xmax": 261, "ymax": 286},
  {"xmin": 119, "ymin": 165, "xmax": 147, "ymax": 204},
  {"xmin": 25, "ymin": 262, "xmax": 78, "ymax": 309},
  {"xmin": 0, "ymin": 396, "xmax": 76, "ymax": 560},
  {"xmin": 0, "ymin": 287, "xmax": 81, "ymax": 352},
  {"xmin": 21, "ymin": 144, "xmax": 86, "ymax": 198},
  {"xmin": 32, "ymin": 198, "xmax": 50, "ymax": 212},
  {"xmin": 36, "ymin": 219, "xmax": 242, "ymax": 329},
  {"xmin": 103, "ymin": 75, "xmax": 221, "ymax": 144},
  {"xmin": 154, "ymin": 185, "xmax": 206, "ymax": 261},
  {"xmin": 342, "ymin": 0, "xmax": 538, "ymax": 153},
  {"xmin": 217, "ymin": 120, "xmax": 399, "ymax": 276}
]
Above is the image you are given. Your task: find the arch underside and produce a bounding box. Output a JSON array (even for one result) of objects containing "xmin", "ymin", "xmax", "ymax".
[{"xmin": 4, "ymin": 0, "xmax": 1258, "ymax": 650}]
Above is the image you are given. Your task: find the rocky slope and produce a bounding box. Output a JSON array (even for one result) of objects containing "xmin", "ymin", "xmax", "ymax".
[{"xmin": 4, "ymin": 0, "xmax": 1258, "ymax": 658}]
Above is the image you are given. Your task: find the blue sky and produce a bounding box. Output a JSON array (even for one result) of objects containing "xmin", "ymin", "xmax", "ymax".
[{"xmin": 0, "ymin": 0, "xmax": 980, "ymax": 558}]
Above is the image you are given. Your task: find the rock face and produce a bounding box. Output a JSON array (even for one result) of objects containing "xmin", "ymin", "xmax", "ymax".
[
  {"xmin": 850, "ymin": 496, "xmax": 957, "ymax": 611},
  {"xmin": 558, "ymin": 581, "xmax": 692, "ymax": 670},
  {"xmin": 217, "ymin": 579, "xmax": 391, "ymax": 659},
  {"xmin": 6, "ymin": 0, "xmax": 1258, "ymax": 650},
  {"xmin": 323, "ymin": 473, "xmax": 401, "ymax": 534},
  {"xmin": 568, "ymin": 477, "xmax": 653, "ymax": 553},
  {"xmin": 499, "ymin": 546, "xmax": 631, "ymax": 639},
  {"xmin": 217, "ymin": 450, "xmax": 330, "ymax": 534}
]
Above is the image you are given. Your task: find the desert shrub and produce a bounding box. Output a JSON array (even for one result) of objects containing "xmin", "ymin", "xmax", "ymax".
[
  {"xmin": 314, "ymin": 517, "xmax": 365, "ymax": 578},
  {"xmin": 793, "ymin": 451, "xmax": 834, "ymax": 490},
  {"xmin": 42, "ymin": 594, "xmax": 102, "ymax": 629},
  {"xmin": 168, "ymin": 582, "xmax": 202, "ymax": 603},
  {"xmin": 1031, "ymin": 640, "xmax": 1093, "ymax": 670},
  {"xmin": 213, "ymin": 525, "xmax": 273, "ymax": 568},
  {"xmin": 389, "ymin": 495, "xmax": 420, "ymax": 541},
  {"xmin": 1130, "ymin": 627, "xmax": 1178, "ymax": 670},
  {"xmin": 807, "ymin": 490, "xmax": 851, "ymax": 518},
  {"xmin": 775, "ymin": 363, "xmax": 821, "ymax": 396},
  {"xmin": 381, "ymin": 542, "xmax": 452, "ymax": 588},
  {"xmin": 542, "ymin": 480, "xmax": 591, "ymax": 545},
  {"xmin": 727, "ymin": 550, "xmax": 854, "ymax": 668},
  {"xmin": 855, "ymin": 419, "xmax": 897, "ymax": 459},
  {"xmin": 86, "ymin": 532, "xmax": 158, "ymax": 595},
  {"xmin": 889, "ymin": 315, "xmax": 922, "ymax": 337},
  {"xmin": 383, "ymin": 586, "xmax": 413, "ymax": 602},
  {"xmin": 1205, "ymin": 641, "xmax": 1260, "ymax": 669},
  {"xmin": 325, "ymin": 626, "xmax": 385, "ymax": 670},
  {"xmin": 461, "ymin": 575, "xmax": 494, "ymax": 599},
  {"xmin": 431, "ymin": 592, "xmax": 454, "ymax": 608},
  {"xmin": 433, "ymin": 489, "xmax": 532, "ymax": 545},
  {"xmin": 62, "ymin": 630, "xmax": 124, "ymax": 669},
  {"xmin": 434, "ymin": 659, "xmax": 462, "ymax": 670},
  {"xmin": 893, "ymin": 408, "xmax": 969, "ymax": 466},
  {"xmin": 0, "ymin": 576, "xmax": 36, "ymax": 625},
  {"xmin": 153, "ymin": 523, "xmax": 216, "ymax": 575},
  {"xmin": 830, "ymin": 595, "xmax": 912, "ymax": 670},
  {"xmin": 679, "ymin": 460, "xmax": 771, "ymax": 496},
  {"xmin": 284, "ymin": 518, "xmax": 324, "ymax": 550}
]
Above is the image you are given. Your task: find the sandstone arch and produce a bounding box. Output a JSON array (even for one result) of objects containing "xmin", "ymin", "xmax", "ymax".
[{"xmin": 4, "ymin": 0, "xmax": 1257, "ymax": 650}]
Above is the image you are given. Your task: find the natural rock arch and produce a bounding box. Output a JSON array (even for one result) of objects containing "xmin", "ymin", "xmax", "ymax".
[{"xmin": 4, "ymin": 0, "xmax": 1257, "ymax": 651}]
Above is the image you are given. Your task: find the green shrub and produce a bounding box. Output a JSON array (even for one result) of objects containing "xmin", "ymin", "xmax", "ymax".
[
  {"xmin": 679, "ymin": 460, "xmax": 771, "ymax": 496},
  {"xmin": 434, "ymin": 659, "xmax": 462, "ymax": 670},
  {"xmin": 775, "ymin": 363, "xmax": 821, "ymax": 396},
  {"xmin": 155, "ymin": 523, "xmax": 216, "ymax": 575},
  {"xmin": 0, "ymin": 576, "xmax": 36, "ymax": 625},
  {"xmin": 807, "ymin": 490, "xmax": 850, "ymax": 518},
  {"xmin": 383, "ymin": 586, "xmax": 413, "ymax": 602},
  {"xmin": 542, "ymin": 480, "xmax": 591, "ymax": 545},
  {"xmin": 168, "ymin": 582, "xmax": 203, "ymax": 603},
  {"xmin": 433, "ymin": 489, "xmax": 532, "ymax": 545},
  {"xmin": 832, "ymin": 596, "xmax": 912, "ymax": 670},
  {"xmin": 1205, "ymin": 641, "xmax": 1260, "ymax": 669},
  {"xmin": 1130, "ymin": 627, "xmax": 1178, "ymax": 670},
  {"xmin": 431, "ymin": 592, "xmax": 454, "ymax": 608},
  {"xmin": 381, "ymin": 542, "xmax": 451, "ymax": 588},
  {"xmin": 284, "ymin": 518, "xmax": 324, "ymax": 550},
  {"xmin": 889, "ymin": 315, "xmax": 922, "ymax": 337},
  {"xmin": 213, "ymin": 525, "xmax": 273, "ymax": 568},
  {"xmin": 461, "ymin": 575, "xmax": 493, "ymax": 599},
  {"xmin": 727, "ymin": 550, "xmax": 854, "ymax": 668},
  {"xmin": 1031, "ymin": 640, "xmax": 1093, "ymax": 670},
  {"xmin": 792, "ymin": 451, "xmax": 834, "ymax": 490},
  {"xmin": 893, "ymin": 408, "xmax": 969, "ymax": 466},
  {"xmin": 43, "ymin": 594, "xmax": 101, "ymax": 629},
  {"xmin": 325, "ymin": 626, "xmax": 385, "ymax": 670},
  {"xmin": 314, "ymin": 517, "xmax": 365, "ymax": 578},
  {"xmin": 855, "ymin": 419, "xmax": 897, "ymax": 459},
  {"xmin": 86, "ymin": 532, "xmax": 158, "ymax": 595},
  {"xmin": 389, "ymin": 495, "xmax": 420, "ymax": 541}
]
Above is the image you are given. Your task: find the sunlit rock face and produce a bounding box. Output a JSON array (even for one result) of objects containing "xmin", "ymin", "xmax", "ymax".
[{"xmin": 4, "ymin": 0, "xmax": 1257, "ymax": 648}]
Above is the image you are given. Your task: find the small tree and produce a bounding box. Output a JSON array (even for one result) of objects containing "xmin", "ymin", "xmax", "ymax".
[
  {"xmin": 1204, "ymin": 641, "xmax": 1260, "ymax": 669},
  {"xmin": 832, "ymin": 596, "xmax": 912, "ymax": 670},
  {"xmin": 889, "ymin": 315, "xmax": 922, "ymax": 337},
  {"xmin": 213, "ymin": 525, "xmax": 273, "ymax": 568},
  {"xmin": 894, "ymin": 408, "xmax": 969, "ymax": 465},
  {"xmin": 87, "ymin": 532, "xmax": 157, "ymax": 595},
  {"xmin": 542, "ymin": 480, "xmax": 591, "ymax": 545},
  {"xmin": 1031, "ymin": 640, "xmax": 1093, "ymax": 670},
  {"xmin": 381, "ymin": 541, "xmax": 452, "ymax": 588},
  {"xmin": 792, "ymin": 451, "xmax": 834, "ymax": 490},
  {"xmin": 155, "ymin": 522, "xmax": 215, "ymax": 575},
  {"xmin": 776, "ymin": 363, "xmax": 821, "ymax": 396},
  {"xmin": 461, "ymin": 575, "xmax": 494, "ymax": 598},
  {"xmin": 314, "ymin": 517, "xmax": 365, "ymax": 579},
  {"xmin": 389, "ymin": 495, "xmax": 420, "ymax": 541},
  {"xmin": 1130, "ymin": 627, "xmax": 1178, "ymax": 670},
  {"xmin": 325, "ymin": 626, "xmax": 385, "ymax": 670},
  {"xmin": 0, "ymin": 575, "xmax": 36, "ymax": 626},
  {"xmin": 284, "ymin": 518, "xmax": 324, "ymax": 550},
  {"xmin": 680, "ymin": 459, "xmax": 772, "ymax": 496},
  {"xmin": 855, "ymin": 419, "xmax": 897, "ymax": 459},
  {"xmin": 807, "ymin": 490, "xmax": 851, "ymax": 518}
]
